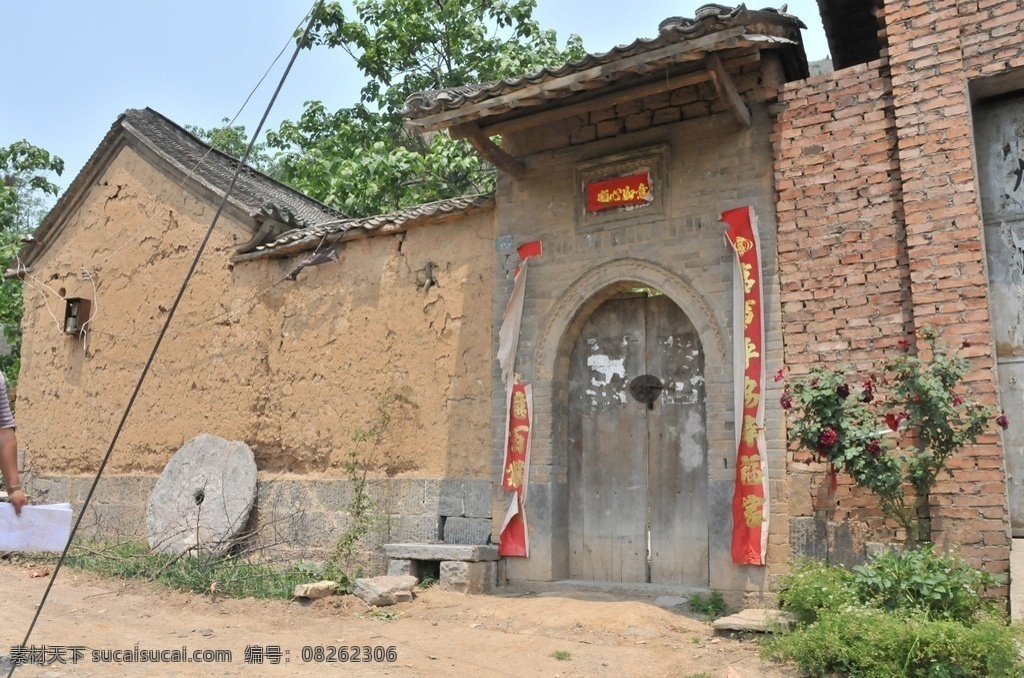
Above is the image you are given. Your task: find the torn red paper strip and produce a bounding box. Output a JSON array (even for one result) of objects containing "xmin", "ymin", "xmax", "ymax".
[{"xmin": 499, "ymin": 382, "xmax": 532, "ymax": 557}]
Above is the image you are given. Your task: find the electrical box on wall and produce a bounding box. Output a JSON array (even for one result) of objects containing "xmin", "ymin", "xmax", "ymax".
[{"xmin": 63, "ymin": 298, "xmax": 91, "ymax": 335}]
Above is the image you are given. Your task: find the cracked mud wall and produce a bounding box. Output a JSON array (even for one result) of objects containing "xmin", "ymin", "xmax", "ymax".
[{"xmin": 17, "ymin": 144, "xmax": 494, "ymax": 482}]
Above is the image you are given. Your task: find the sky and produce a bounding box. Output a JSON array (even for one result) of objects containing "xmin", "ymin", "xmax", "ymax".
[{"xmin": 2, "ymin": 1, "xmax": 829, "ymax": 193}]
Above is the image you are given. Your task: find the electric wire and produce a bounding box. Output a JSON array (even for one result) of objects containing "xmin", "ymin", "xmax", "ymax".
[
  {"xmin": 88, "ymin": 12, "xmax": 304, "ymax": 271},
  {"xmin": 7, "ymin": 3, "xmax": 324, "ymax": 674},
  {"xmin": 11, "ymin": 9, "xmax": 307, "ymax": 348}
]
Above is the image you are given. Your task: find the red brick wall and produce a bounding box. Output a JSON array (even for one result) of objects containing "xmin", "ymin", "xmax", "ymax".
[
  {"xmin": 881, "ymin": 0, "xmax": 1013, "ymax": 574},
  {"xmin": 772, "ymin": 0, "xmax": 1020, "ymax": 576},
  {"xmin": 772, "ymin": 60, "xmax": 911, "ymax": 372},
  {"xmin": 772, "ymin": 60, "xmax": 914, "ymax": 551}
]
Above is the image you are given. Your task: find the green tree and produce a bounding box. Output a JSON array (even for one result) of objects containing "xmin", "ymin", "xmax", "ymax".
[
  {"xmin": 267, "ymin": 0, "xmax": 585, "ymax": 217},
  {"xmin": 0, "ymin": 141, "xmax": 64, "ymax": 384}
]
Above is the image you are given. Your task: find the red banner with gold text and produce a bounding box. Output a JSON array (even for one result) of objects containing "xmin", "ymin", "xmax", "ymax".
[
  {"xmin": 721, "ymin": 206, "xmax": 769, "ymax": 566},
  {"xmin": 585, "ymin": 172, "xmax": 653, "ymax": 213}
]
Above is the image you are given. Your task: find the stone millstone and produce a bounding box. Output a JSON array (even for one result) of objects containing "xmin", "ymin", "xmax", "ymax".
[{"xmin": 146, "ymin": 434, "xmax": 257, "ymax": 556}]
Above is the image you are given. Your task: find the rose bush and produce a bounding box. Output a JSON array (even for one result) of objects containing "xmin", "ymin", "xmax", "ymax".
[{"xmin": 782, "ymin": 327, "xmax": 1005, "ymax": 545}]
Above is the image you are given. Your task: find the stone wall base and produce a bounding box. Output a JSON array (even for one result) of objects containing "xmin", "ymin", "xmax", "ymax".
[{"xmin": 28, "ymin": 474, "xmax": 494, "ymax": 576}]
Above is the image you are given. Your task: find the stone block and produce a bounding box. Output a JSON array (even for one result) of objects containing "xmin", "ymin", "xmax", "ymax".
[
  {"xmin": 439, "ymin": 561, "xmax": 496, "ymax": 594},
  {"xmin": 438, "ymin": 479, "xmax": 465, "ymax": 516},
  {"xmin": 712, "ymin": 609, "xmax": 795, "ymax": 633},
  {"xmin": 382, "ymin": 543, "xmax": 499, "ymax": 561},
  {"xmin": 463, "ymin": 480, "xmax": 491, "ymax": 519},
  {"xmin": 388, "ymin": 514, "xmax": 443, "ymax": 543},
  {"xmin": 443, "ymin": 517, "xmax": 491, "ymax": 545},
  {"xmin": 387, "ymin": 559, "xmax": 415, "ymax": 577},
  {"xmin": 789, "ymin": 516, "xmax": 827, "ymax": 560},
  {"xmin": 27, "ymin": 476, "xmax": 70, "ymax": 505}
]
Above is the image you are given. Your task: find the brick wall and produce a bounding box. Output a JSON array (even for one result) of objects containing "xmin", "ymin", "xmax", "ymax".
[
  {"xmin": 883, "ymin": 0, "xmax": 1012, "ymax": 575},
  {"xmin": 771, "ymin": 0, "xmax": 1022, "ymax": 576},
  {"xmin": 771, "ymin": 59, "xmax": 914, "ymax": 557}
]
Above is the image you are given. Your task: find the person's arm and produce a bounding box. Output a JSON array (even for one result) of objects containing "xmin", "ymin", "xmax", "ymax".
[{"xmin": 0, "ymin": 428, "xmax": 26, "ymax": 515}]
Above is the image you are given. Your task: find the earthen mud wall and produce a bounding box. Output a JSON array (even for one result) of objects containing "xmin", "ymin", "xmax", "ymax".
[{"xmin": 17, "ymin": 144, "xmax": 495, "ymax": 483}]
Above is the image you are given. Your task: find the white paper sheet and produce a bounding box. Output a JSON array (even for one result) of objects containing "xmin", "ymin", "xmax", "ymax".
[{"xmin": 0, "ymin": 502, "xmax": 72, "ymax": 552}]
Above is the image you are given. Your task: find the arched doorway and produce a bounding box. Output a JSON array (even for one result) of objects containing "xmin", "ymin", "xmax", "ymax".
[{"xmin": 567, "ymin": 288, "xmax": 708, "ymax": 585}]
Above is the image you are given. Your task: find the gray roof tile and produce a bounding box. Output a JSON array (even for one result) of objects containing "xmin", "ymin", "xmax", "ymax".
[
  {"xmin": 403, "ymin": 4, "xmax": 806, "ymax": 126},
  {"xmin": 234, "ymin": 193, "xmax": 494, "ymax": 261}
]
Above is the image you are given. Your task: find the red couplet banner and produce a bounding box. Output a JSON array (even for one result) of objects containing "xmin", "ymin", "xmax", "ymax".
[
  {"xmin": 585, "ymin": 171, "xmax": 653, "ymax": 213},
  {"xmin": 499, "ymin": 382, "xmax": 531, "ymax": 557},
  {"xmin": 721, "ymin": 206, "xmax": 769, "ymax": 566}
]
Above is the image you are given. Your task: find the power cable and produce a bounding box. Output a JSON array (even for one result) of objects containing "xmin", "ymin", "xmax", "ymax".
[{"xmin": 7, "ymin": 2, "xmax": 324, "ymax": 674}]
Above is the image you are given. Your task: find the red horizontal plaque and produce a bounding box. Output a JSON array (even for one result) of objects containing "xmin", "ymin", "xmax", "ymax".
[{"xmin": 585, "ymin": 171, "xmax": 653, "ymax": 213}]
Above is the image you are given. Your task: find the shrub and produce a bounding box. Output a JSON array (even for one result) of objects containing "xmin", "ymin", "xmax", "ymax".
[
  {"xmin": 765, "ymin": 549, "xmax": 1022, "ymax": 677},
  {"xmin": 763, "ymin": 606, "xmax": 1024, "ymax": 678},
  {"xmin": 688, "ymin": 590, "xmax": 728, "ymax": 620},
  {"xmin": 852, "ymin": 544, "xmax": 1001, "ymax": 623},
  {"xmin": 776, "ymin": 558, "xmax": 858, "ymax": 625},
  {"xmin": 782, "ymin": 327, "xmax": 1001, "ymax": 545}
]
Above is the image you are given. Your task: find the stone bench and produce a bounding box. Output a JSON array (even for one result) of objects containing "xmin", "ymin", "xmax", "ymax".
[{"xmin": 383, "ymin": 543, "xmax": 499, "ymax": 594}]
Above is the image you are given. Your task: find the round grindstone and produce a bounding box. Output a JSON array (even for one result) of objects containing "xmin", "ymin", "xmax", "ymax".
[{"xmin": 146, "ymin": 434, "xmax": 257, "ymax": 555}]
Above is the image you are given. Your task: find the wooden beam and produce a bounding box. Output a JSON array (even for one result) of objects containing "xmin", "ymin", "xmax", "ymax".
[
  {"xmin": 407, "ymin": 27, "xmax": 748, "ymax": 133},
  {"xmin": 705, "ymin": 52, "xmax": 751, "ymax": 128},
  {"xmin": 452, "ymin": 123, "xmax": 527, "ymax": 179},
  {"xmin": 475, "ymin": 52, "xmax": 760, "ymax": 138}
]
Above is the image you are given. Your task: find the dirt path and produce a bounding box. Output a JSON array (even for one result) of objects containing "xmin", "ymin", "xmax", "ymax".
[{"xmin": 0, "ymin": 560, "xmax": 797, "ymax": 677}]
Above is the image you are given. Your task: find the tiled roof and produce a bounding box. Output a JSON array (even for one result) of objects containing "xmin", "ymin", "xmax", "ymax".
[
  {"xmin": 233, "ymin": 193, "xmax": 494, "ymax": 261},
  {"xmin": 9, "ymin": 107, "xmax": 347, "ymax": 273},
  {"xmin": 121, "ymin": 108, "xmax": 346, "ymax": 230},
  {"xmin": 404, "ymin": 4, "xmax": 806, "ymax": 128}
]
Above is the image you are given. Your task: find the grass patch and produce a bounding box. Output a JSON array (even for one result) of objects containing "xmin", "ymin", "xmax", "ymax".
[
  {"xmin": 550, "ymin": 650, "xmax": 571, "ymax": 661},
  {"xmin": 59, "ymin": 539, "xmax": 354, "ymax": 600}
]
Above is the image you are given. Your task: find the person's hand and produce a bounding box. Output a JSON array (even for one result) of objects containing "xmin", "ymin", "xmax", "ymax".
[{"xmin": 9, "ymin": 488, "xmax": 27, "ymax": 516}]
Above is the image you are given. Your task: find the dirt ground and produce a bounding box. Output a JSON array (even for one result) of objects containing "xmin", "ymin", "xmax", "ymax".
[{"xmin": 0, "ymin": 559, "xmax": 799, "ymax": 678}]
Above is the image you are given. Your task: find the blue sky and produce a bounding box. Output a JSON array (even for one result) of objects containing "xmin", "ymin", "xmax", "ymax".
[{"xmin": 2, "ymin": 1, "xmax": 828, "ymax": 193}]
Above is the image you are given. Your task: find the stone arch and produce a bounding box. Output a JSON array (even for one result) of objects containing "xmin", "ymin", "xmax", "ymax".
[{"xmin": 530, "ymin": 257, "xmax": 730, "ymax": 485}]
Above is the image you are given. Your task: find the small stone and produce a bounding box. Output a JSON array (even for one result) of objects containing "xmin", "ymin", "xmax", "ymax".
[
  {"xmin": 293, "ymin": 580, "xmax": 338, "ymax": 600},
  {"xmin": 353, "ymin": 575, "xmax": 417, "ymax": 607}
]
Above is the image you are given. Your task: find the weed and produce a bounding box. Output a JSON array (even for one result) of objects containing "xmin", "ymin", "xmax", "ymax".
[
  {"xmin": 417, "ymin": 576, "xmax": 437, "ymax": 590},
  {"xmin": 550, "ymin": 650, "xmax": 571, "ymax": 661},
  {"xmin": 777, "ymin": 558, "xmax": 857, "ymax": 625},
  {"xmin": 331, "ymin": 391, "xmax": 413, "ymax": 567},
  {"xmin": 688, "ymin": 590, "xmax": 727, "ymax": 620},
  {"xmin": 852, "ymin": 544, "xmax": 1001, "ymax": 622},
  {"xmin": 363, "ymin": 609, "xmax": 400, "ymax": 621}
]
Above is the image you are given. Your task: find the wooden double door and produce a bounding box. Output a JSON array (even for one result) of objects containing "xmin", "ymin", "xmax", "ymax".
[{"xmin": 568, "ymin": 292, "xmax": 708, "ymax": 585}]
